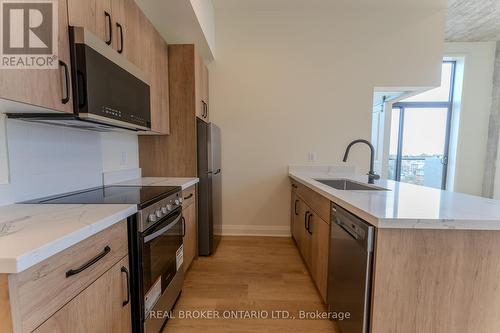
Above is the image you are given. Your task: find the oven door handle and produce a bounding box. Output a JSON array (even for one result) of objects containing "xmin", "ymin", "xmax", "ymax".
[{"xmin": 144, "ymin": 214, "xmax": 182, "ymax": 243}]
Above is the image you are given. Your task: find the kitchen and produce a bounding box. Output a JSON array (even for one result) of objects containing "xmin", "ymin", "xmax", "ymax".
[{"xmin": 1, "ymin": 0, "xmax": 500, "ymax": 333}]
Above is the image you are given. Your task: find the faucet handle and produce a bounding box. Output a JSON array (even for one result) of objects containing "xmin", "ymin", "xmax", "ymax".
[{"xmin": 367, "ymin": 172, "xmax": 380, "ymax": 180}]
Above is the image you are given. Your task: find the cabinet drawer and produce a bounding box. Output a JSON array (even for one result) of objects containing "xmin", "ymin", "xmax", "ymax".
[
  {"xmin": 294, "ymin": 181, "xmax": 330, "ymax": 223},
  {"xmin": 182, "ymin": 186, "xmax": 196, "ymax": 208},
  {"xmin": 9, "ymin": 220, "xmax": 128, "ymax": 333}
]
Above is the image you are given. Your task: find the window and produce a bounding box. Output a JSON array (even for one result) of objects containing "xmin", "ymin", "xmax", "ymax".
[{"xmin": 388, "ymin": 61, "xmax": 455, "ymax": 189}]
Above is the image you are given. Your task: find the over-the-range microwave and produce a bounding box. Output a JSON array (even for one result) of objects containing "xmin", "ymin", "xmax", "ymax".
[{"xmin": 8, "ymin": 26, "xmax": 151, "ymax": 132}]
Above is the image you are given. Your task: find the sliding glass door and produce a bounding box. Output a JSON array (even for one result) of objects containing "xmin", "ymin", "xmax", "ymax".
[{"xmin": 389, "ymin": 61, "xmax": 455, "ymax": 189}]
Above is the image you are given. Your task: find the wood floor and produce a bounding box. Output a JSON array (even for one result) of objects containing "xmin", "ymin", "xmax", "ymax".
[{"xmin": 164, "ymin": 236, "xmax": 340, "ymax": 333}]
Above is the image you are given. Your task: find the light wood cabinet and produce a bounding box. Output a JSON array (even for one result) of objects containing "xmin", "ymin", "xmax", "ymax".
[
  {"xmin": 0, "ymin": 0, "xmax": 73, "ymax": 113},
  {"xmin": 196, "ymin": 56, "xmax": 210, "ymax": 122},
  {"xmin": 67, "ymin": 0, "xmax": 127, "ymax": 54},
  {"xmin": 143, "ymin": 29, "xmax": 169, "ymax": 135},
  {"xmin": 309, "ymin": 212, "xmax": 329, "ymax": 301},
  {"xmin": 182, "ymin": 197, "xmax": 197, "ymax": 272},
  {"xmin": 139, "ymin": 44, "xmax": 202, "ymax": 177},
  {"xmin": 0, "ymin": 221, "xmax": 131, "ymax": 333},
  {"xmin": 120, "ymin": 0, "xmax": 142, "ymax": 66},
  {"xmin": 33, "ymin": 256, "xmax": 131, "ymax": 333},
  {"xmin": 291, "ymin": 189, "xmax": 303, "ymax": 248},
  {"xmin": 290, "ymin": 180, "xmax": 330, "ymax": 302}
]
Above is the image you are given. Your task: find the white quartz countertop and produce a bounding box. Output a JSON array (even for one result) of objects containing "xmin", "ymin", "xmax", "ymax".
[
  {"xmin": 113, "ymin": 177, "xmax": 199, "ymax": 189},
  {"xmin": 0, "ymin": 204, "xmax": 137, "ymax": 273},
  {"xmin": 289, "ymin": 166, "xmax": 500, "ymax": 230}
]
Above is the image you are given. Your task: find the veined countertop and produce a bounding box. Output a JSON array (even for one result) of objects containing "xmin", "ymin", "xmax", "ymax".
[
  {"xmin": 0, "ymin": 177, "xmax": 198, "ymax": 274},
  {"xmin": 289, "ymin": 165, "xmax": 500, "ymax": 230},
  {"xmin": 0, "ymin": 204, "xmax": 137, "ymax": 273},
  {"xmin": 112, "ymin": 177, "xmax": 199, "ymax": 190}
]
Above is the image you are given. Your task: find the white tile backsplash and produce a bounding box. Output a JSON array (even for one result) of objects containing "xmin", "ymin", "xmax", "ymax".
[{"xmin": 0, "ymin": 119, "xmax": 134, "ymax": 206}]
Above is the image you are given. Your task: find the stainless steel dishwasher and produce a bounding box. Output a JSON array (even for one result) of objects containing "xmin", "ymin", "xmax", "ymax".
[{"xmin": 328, "ymin": 204, "xmax": 374, "ymax": 333}]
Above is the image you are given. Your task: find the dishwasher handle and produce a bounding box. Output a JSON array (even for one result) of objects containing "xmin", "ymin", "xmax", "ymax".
[{"xmin": 336, "ymin": 217, "xmax": 360, "ymax": 240}]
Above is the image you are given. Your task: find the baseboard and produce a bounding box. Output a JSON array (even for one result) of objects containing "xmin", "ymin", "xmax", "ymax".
[{"xmin": 220, "ymin": 225, "xmax": 291, "ymax": 237}]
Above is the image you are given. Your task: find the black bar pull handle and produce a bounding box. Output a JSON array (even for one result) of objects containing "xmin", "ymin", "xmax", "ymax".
[
  {"xmin": 181, "ymin": 216, "xmax": 186, "ymax": 237},
  {"xmin": 184, "ymin": 193, "xmax": 194, "ymax": 200},
  {"xmin": 304, "ymin": 211, "xmax": 310, "ymax": 231},
  {"xmin": 104, "ymin": 12, "xmax": 112, "ymax": 45},
  {"xmin": 59, "ymin": 60, "xmax": 70, "ymax": 104},
  {"xmin": 66, "ymin": 246, "xmax": 111, "ymax": 278},
  {"xmin": 294, "ymin": 199, "xmax": 299, "ymax": 216},
  {"xmin": 121, "ymin": 266, "xmax": 130, "ymax": 306},
  {"xmin": 76, "ymin": 70, "xmax": 87, "ymax": 109},
  {"xmin": 307, "ymin": 213, "xmax": 313, "ymax": 235},
  {"xmin": 116, "ymin": 22, "xmax": 123, "ymax": 53}
]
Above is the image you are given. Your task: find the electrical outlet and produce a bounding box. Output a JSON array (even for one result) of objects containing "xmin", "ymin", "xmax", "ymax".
[
  {"xmin": 308, "ymin": 152, "xmax": 317, "ymax": 162},
  {"xmin": 120, "ymin": 151, "xmax": 128, "ymax": 166}
]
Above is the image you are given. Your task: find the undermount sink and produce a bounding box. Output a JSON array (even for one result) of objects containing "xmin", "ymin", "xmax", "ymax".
[{"xmin": 314, "ymin": 178, "xmax": 388, "ymax": 191}]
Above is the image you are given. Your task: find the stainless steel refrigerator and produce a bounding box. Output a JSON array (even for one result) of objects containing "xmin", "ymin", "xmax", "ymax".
[{"xmin": 197, "ymin": 119, "xmax": 222, "ymax": 255}]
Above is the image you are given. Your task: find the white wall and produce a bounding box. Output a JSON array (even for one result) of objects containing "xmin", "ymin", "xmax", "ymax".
[
  {"xmin": 190, "ymin": 0, "xmax": 215, "ymax": 57},
  {"xmin": 0, "ymin": 119, "xmax": 140, "ymax": 206},
  {"xmin": 444, "ymin": 42, "xmax": 496, "ymax": 196},
  {"xmin": 210, "ymin": 2, "xmax": 446, "ymax": 235}
]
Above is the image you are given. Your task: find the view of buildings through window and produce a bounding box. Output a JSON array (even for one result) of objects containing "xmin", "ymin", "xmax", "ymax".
[{"xmin": 388, "ymin": 61, "xmax": 455, "ymax": 189}]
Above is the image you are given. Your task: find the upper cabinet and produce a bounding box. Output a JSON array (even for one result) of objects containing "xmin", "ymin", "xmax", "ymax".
[
  {"xmin": 0, "ymin": 0, "xmax": 168, "ymax": 135},
  {"xmin": 196, "ymin": 56, "xmax": 210, "ymax": 122},
  {"xmin": 0, "ymin": 0, "xmax": 73, "ymax": 113},
  {"xmin": 67, "ymin": 0, "xmax": 120, "ymax": 54}
]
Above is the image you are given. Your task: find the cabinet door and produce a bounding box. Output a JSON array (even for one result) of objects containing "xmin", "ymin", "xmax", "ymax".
[
  {"xmin": 299, "ymin": 203, "xmax": 313, "ymax": 269},
  {"xmin": 201, "ymin": 63, "xmax": 209, "ymax": 121},
  {"xmin": 120, "ymin": 0, "xmax": 142, "ymax": 67},
  {"xmin": 196, "ymin": 55, "xmax": 210, "ymax": 122},
  {"xmin": 183, "ymin": 203, "xmax": 197, "ymax": 272},
  {"xmin": 195, "ymin": 54, "xmax": 203, "ymax": 120},
  {"xmin": 0, "ymin": 0, "xmax": 73, "ymax": 113},
  {"xmin": 67, "ymin": 0, "xmax": 97, "ymax": 35},
  {"xmin": 147, "ymin": 36, "xmax": 170, "ymax": 135},
  {"xmin": 291, "ymin": 191, "xmax": 302, "ymax": 248},
  {"xmin": 33, "ymin": 256, "xmax": 132, "ymax": 333},
  {"xmin": 68, "ymin": 0, "xmax": 112, "ymax": 44},
  {"xmin": 309, "ymin": 213, "xmax": 330, "ymax": 302}
]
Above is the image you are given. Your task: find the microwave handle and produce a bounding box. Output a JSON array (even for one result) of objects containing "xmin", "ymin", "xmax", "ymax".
[
  {"xmin": 76, "ymin": 70, "xmax": 87, "ymax": 109},
  {"xmin": 144, "ymin": 214, "xmax": 182, "ymax": 243}
]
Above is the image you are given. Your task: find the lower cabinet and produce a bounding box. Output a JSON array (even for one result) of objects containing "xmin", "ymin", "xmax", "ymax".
[
  {"xmin": 2, "ymin": 220, "xmax": 131, "ymax": 333},
  {"xmin": 182, "ymin": 186, "xmax": 197, "ymax": 272},
  {"xmin": 33, "ymin": 256, "xmax": 131, "ymax": 333},
  {"xmin": 309, "ymin": 213, "xmax": 329, "ymax": 301},
  {"xmin": 291, "ymin": 181, "xmax": 330, "ymax": 302}
]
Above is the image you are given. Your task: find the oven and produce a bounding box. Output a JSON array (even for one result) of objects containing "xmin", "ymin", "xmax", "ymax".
[{"xmin": 129, "ymin": 191, "xmax": 184, "ymax": 333}]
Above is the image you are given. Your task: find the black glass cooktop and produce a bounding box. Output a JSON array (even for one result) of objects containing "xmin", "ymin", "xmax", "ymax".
[{"xmin": 27, "ymin": 186, "xmax": 180, "ymax": 209}]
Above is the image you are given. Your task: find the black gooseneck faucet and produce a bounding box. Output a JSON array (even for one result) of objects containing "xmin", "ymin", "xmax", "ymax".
[{"xmin": 342, "ymin": 139, "xmax": 380, "ymax": 184}]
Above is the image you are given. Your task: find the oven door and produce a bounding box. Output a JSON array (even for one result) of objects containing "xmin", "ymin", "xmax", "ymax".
[{"xmin": 141, "ymin": 209, "xmax": 183, "ymax": 318}]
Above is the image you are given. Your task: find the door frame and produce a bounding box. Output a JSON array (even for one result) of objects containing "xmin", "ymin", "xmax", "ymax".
[{"xmin": 391, "ymin": 61, "xmax": 456, "ymax": 190}]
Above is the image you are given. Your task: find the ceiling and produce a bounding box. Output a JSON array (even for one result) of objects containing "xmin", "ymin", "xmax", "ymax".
[{"xmin": 446, "ymin": 0, "xmax": 500, "ymax": 41}]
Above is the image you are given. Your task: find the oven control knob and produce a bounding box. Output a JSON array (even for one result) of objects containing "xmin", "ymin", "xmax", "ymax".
[
  {"xmin": 161, "ymin": 206, "xmax": 168, "ymax": 214},
  {"xmin": 166, "ymin": 204, "xmax": 173, "ymax": 211},
  {"xmin": 155, "ymin": 209, "xmax": 162, "ymax": 218},
  {"xmin": 148, "ymin": 214, "xmax": 157, "ymax": 223},
  {"xmin": 179, "ymin": 197, "xmax": 184, "ymax": 203},
  {"xmin": 174, "ymin": 199, "xmax": 180, "ymax": 205}
]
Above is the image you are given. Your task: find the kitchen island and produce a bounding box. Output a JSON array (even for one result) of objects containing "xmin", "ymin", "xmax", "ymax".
[{"xmin": 289, "ymin": 165, "xmax": 500, "ymax": 333}]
